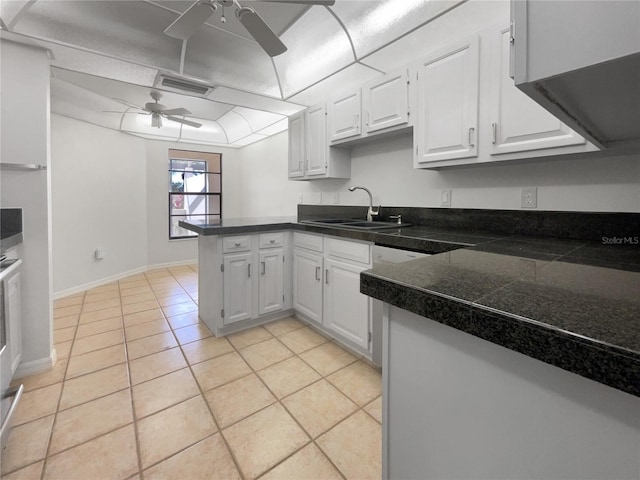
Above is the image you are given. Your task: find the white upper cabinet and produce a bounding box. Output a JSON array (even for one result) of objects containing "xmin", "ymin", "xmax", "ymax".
[
  {"xmin": 328, "ymin": 89, "xmax": 362, "ymax": 142},
  {"xmin": 306, "ymin": 103, "xmax": 328, "ymax": 176},
  {"xmin": 287, "ymin": 103, "xmax": 351, "ymax": 181},
  {"xmin": 414, "ymin": 36, "xmax": 479, "ymax": 166},
  {"xmin": 288, "ymin": 112, "xmax": 305, "ymax": 178},
  {"xmin": 362, "ymin": 68, "xmax": 411, "ymax": 134},
  {"xmin": 489, "ymin": 26, "xmax": 586, "ymax": 155}
]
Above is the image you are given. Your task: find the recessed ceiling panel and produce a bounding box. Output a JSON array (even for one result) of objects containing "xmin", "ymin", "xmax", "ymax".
[
  {"xmin": 209, "ymin": 87, "xmax": 306, "ymax": 116},
  {"xmin": 287, "ymin": 62, "xmax": 380, "ymax": 106},
  {"xmin": 13, "ymin": 1, "xmax": 183, "ymax": 72},
  {"xmin": 232, "ymin": 107, "xmax": 285, "ymax": 132},
  {"xmin": 183, "ymin": 25, "xmax": 281, "ymax": 97},
  {"xmin": 48, "ymin": 42, "xmax": 159, "ymax": 87},
  {"xmin": 361, "ymin": 0, "xmax": 502, "ymax": 72},
  {"xmin": 256, "ymin": 118, "xmax": 288, "ymax": 136},
  {"xmin": 0, "ymin": 0, "xmax": 31, "ymax": 28},
  {"xmin": 50, "ymin": 78, "xmax": 124, "ymax": 131},
  {"xmin": 51, "ymin": 68, "xmax": 234, "ymax": 121},
  {"xmin": 217, "ymin": 110, "xmax": 253, "ymax": 143},
  {"xmin": 274, "ymin": 6, "xmax": 353, "ymax": 98},
  {"xmin": 179, "ymin": 118, "xmax": 229, "ymax": 144},
  {"xmin": 330, "ymin": 0, "xmax": 463, "ymax": 59},
  {"xmin": 233, "ymin": 133, "xmax": 267, "ymax": 147}
]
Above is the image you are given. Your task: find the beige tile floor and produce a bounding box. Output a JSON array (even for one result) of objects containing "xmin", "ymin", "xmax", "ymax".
[{"xmin": 1, "ymin": 265, "xmax": 382, "ymax": 480}]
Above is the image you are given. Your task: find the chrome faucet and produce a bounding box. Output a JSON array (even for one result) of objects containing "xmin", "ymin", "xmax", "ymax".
[{"xmin": 348, "ymin": 186, "xmax": 380, "ymax": 222}]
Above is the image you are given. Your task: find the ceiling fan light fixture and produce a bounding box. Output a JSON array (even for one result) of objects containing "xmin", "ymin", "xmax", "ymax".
[{"xmin": 151, "ymin": 112, "xmax": 163, "ymax": 128}]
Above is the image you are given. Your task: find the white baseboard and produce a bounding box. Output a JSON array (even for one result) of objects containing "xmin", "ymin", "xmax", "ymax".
[
  {"xmin": 53, "ymin": 259, "xmax": 197, "ymax": 299},
  {"xmin": 14, "ymin": 348, "xmax": 57, "ymax": 379}
]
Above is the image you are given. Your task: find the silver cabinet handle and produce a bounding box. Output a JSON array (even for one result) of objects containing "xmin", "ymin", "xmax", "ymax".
[
  {"xmin": 354, "ymin": 113, "xmax": 360, "ymax": 128},
  {"xmin": 468, "ymin": 127, "xmax": 475, "ymax": 147},
  {"xmin": 315, "ymin": 266, "xmax": 321, "ymax": 281},
  {"xmin": 365, "ymin": 111, "xmax": 370, "ymax": 126},
  {"xmin": 492, "ymin": 123, "xmax": 497, "ymax": 144},
  {"xmin": 325, "ymin": 269, "xmax": 329, "ymax": 284},
  {"xmin": 248, "ymin": 263, "xmax": 251, "ymax": 278},
  {"xmin": 269, "ymin": 239, "xmax": 275, "ymax": 244},
  {"xmin": 261, "ymin": 261, "xmax": 266, "ymax": 275},
  {"xmin": 235, "ymin": 242, "xmax": 241, "ymax": 247}
]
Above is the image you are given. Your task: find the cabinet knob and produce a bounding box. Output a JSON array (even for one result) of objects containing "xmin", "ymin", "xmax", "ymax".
[
  {"xmin": 269, "ymin": 239, "xmax": 275, "ymax": 244},
  {"xmin": 235, "ymin": 242, "xmax": 241, "ymax": 247}
]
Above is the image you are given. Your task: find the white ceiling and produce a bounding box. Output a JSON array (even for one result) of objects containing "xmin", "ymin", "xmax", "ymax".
[{"xmin": 0, "ymin": 0, "xmax": 465, "ymax": 148}]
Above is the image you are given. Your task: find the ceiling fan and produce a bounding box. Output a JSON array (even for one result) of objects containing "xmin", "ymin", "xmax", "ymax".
[
  {"xmin": 164, "ymin": 0, "xmax": 336, "ymax": 57},
  {"xmin": 105, "ymin": 91, "xmax": 203, "ymax": 128}
]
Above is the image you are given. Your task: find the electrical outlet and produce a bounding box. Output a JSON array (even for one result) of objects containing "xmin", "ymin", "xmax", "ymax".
[
  {"xmin": 333, "ymin": 192, "xmax": 340, "ymax": 204},
  {"xmin": 297, "ymin": 193, "xmax": 303, "ymax": 204},
  {"xmin": 521, "ymin": 187, "xmax": 537, "ymax": 208},
  {"xmin": 441, "ymin": 189, "xmax": 452, "ymax": 207}
]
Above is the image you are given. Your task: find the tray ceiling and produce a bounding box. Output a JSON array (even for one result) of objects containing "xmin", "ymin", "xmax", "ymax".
[{"xmin": 0, "ymin": 0, "xmax": 465, "ymax": 147}]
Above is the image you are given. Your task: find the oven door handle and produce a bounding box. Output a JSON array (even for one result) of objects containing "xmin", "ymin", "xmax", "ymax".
[{"xmin": 0, "ymin": 384, "xmax": 24, "ymax": 445}]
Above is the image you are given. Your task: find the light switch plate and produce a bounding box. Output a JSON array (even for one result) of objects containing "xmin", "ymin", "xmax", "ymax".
[
  {"xmin": 521, "ymin": 187, "xmax": 537, "ymax": 208},
  {"xmin": 441, "ymin": 189, "xmax": 452, "ymax": 207}
]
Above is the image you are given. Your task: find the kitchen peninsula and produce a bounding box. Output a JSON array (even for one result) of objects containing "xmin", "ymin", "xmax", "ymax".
[{"xmin": 182, "ymin": 206, "xmax": 640, "ymax": 479}]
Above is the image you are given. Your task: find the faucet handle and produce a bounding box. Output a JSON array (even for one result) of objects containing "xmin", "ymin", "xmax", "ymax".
[{"xmin": 389, "ymin": 215, "xmax": 402, "ymax": 224}]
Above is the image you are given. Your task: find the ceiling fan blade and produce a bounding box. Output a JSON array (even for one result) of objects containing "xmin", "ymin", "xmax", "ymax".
[
  {"xmin": 111, "ymin": 98, "xmax": 144, "ymax": 110},
  {"xmin": 162, "ymin": 107, "xmax": 192, "ymax": 116},
  {"xmin": 261, "ymin": 0, "xmax": 335, "ymax": 5},
  {"xmin": 164, "ymin": 1, "xmax": 217, "ymax": 40},
  {"xmin": 165, "ymin": 115, "xmax": 203, "ymax": 128},
  {"xmin": 236, "ymin": 7, "xmax": 287, "ymax": 57}
]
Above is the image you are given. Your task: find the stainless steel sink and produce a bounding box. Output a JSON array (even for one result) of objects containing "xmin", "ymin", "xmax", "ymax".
[{"xmin": 301, "ymin": 219, "xmax": 412, "ymax": 230}]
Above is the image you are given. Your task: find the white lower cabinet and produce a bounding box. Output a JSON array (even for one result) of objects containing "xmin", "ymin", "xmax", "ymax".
[
  {"xmin": 259, "ymin": 249, "xmax": 284, "ymax": 315},
  {"xmin": 292, "ymin": 233, "xmax": 372, "ymax": 357},
  {"xmin": 323, "ymin": 258, "xmax": 370, "ymax": 350},
  {"xmin": 222, "ymin": 252, "xmax": 253, "ymax": 325},
  {"xmin": 293, "ymin": 249, "xmax": 323, "ymax": 324}
]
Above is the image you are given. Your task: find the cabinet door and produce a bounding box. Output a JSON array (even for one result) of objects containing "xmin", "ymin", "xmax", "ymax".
[
  {"xmin": 259, "ymin": 249, "xmax": 284, "ymax": 315},
  {"xmin": 415, "ymin": 36, "xmax": 479, "ymax": 165},
  {"xmin": 223, "ymin": 253, "xmax": 253, "ymax": 325},
  {"xmin": 6, "ymin": 271, "xmax": 22, "ymax": 374},
  {"xmin": 490, "ymin": 27, "xmax": 585, "ymax": 155},
  {"xmin": 288, "ymin": 112, "xmax": 305, "ymax": 178},
  {"xmin": 328, "ymin": 89, "xmax": 361, "ymax": 142},
  {"xmin": 305, "ymin": 104, "xmax": 327, "ymax": 176},
  {"xmin": 293, "ymin": 249, "xmax": 323, "ymax": 324},
  {"xmin": 323, "ymin": 259, "xmax": 370, "ymax": 350},
  {"xmin": 363, "ymin": 69, "xmax": 410, "ymax": 133}
]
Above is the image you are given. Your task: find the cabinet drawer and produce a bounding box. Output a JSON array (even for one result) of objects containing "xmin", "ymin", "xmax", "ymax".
[
  {"xmin": 259, "ymin": 232, "xmax": 284, "ymax": 249},
  {"xmin": 222, "ymin": 235, "xmax": 251, "ymax": 253},
  {"xmin": 325, "ymin": 238, "xmax": 371, "ymax": 265},
  {"xmin": 293, "ymin": 232, "xmax": 323, "ymax": 253}
]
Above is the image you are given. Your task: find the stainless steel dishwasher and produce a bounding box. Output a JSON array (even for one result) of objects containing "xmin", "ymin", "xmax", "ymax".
[{"xmin": 371, "ymin": 245, "xmax": 430, "ymax": 366}]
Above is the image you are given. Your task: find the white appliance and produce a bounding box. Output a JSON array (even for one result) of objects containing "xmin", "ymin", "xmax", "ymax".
[
  {"xmin": 371, "ymin": 245, "xmax": 430, "ymax": 366},
  {"xmin": 0, "ymin": 258, "xmax": 23, "ymax": 452},
  {"xmin": 511, "ymin": 0, "xmax": 640, "ymax": 150}
]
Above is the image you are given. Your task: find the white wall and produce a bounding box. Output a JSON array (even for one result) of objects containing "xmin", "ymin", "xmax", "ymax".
[
  {"xmin": 51, "ymin": 115, "xmax": 148, "ymax": 293},
  {"xmin": 0, "ymin": 40, "xmax": 53, "ymax": 370},
  {"xmin": 50, "ymin": 117, "xmax": 246, "ymax": 295},
  {"xmin": 235, "ymin": 131, "xmax": 640, "ymax": 215}
]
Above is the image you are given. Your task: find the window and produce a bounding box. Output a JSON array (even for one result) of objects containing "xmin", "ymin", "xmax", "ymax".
[{"xmin": 168, "ymin": 149, "xmax": 222, "ymax": 239}]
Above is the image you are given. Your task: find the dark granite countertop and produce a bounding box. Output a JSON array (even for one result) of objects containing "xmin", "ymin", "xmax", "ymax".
[{"xmin": 180, "ymin": 214, "xmax": 640, "ymax": 397}]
